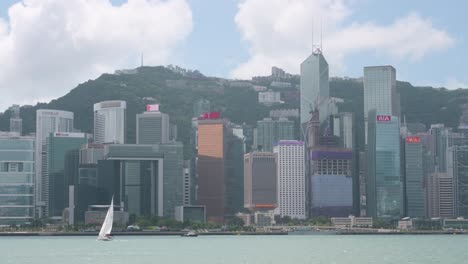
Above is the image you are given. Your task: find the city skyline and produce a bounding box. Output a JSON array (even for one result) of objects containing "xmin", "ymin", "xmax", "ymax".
[{"xmin": 0, "ymin": 0, "xmax": 466, "ymax": 111}]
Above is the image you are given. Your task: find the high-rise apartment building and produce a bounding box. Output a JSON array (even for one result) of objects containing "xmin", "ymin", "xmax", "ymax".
[
  {"xmin": 274, "ymin": 140, "xmax": 306, "ymax": 219},
  {"xmin": 9, "ymin": 105, "xmax": 22, "ymax": 135},
  {"xmin": 35, "ymin": 109, "xmax": 74, "ymax": 217},
  {"xmin": 0, "ymin": 134, "xmax": 34, "ymax": 225},
  {"xmin": 309, "ymin": 148, "xmax": 354, "ymax": 217},
  {"xmin": 45, "ymin": 132, "xmax": 87, "ymax": 217},
  {"xmin": 363, "ymin": 66, "xmax": 399, "ymax": 143},
  {"xmin": 366, "ymin": 111, "xmax": 402, "ymax": 219},
  {"xmin": 404, "ymin": 136, "xmax": 425, "ymax": 218},
  {"xmin": 93, "ymin": 100, "xmax": 126, "ymax": 144},
  {"xmin": 136, "ymin": 105, "xmax": 170, "ymax": 144},
  {"xmin": 254, "ymin": 118, "xmax": 295, "ymax": 152},
  {"xmin": 244, "ymin": 152, "xmax": 277, "ymax": 211},
  {"xmin": 300, "ymin": 50, "xmax": 329, "ymax": 124}
]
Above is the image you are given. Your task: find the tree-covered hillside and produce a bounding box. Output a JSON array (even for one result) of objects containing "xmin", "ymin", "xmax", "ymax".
[{"xmin": 0, "ymin": 66, "xmax": 466, "ymax": 157}]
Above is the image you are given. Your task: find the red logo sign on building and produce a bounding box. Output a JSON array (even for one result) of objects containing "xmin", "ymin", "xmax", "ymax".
[
  {"xmin": 146, "ymin": 104, "xmax": 159, "ymax": 112},
  {"xmin": 406, "ymin": 136, "xmax": 421, "ymax": 144},
  {"xmin": 201, "ymin": 112, "xmax": 221, "ymax": 120},
  {"xmin": 376, "ymin": 115, "xmax": 392, "ymax": 122}
]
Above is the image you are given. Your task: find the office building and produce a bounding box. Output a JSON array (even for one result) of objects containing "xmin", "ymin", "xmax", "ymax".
[
  {"xmin": 35, "ymin": 109, "xmax": 74, "ymax": 217},
  {"xmin": 404, "ymin": 136, "xmax": 425, "ymax": 217},
  {"xmin": 309, "ymin": 148, "xmax": 354, "ymax": 217},
  {"xmin": 363, "ymin": 66, "xmax": 399, "ymax": 143},
  {"xmin": 9, "ymin": 105, "xmax": 22, "ymax": 135},
  {"xmin": 332, "ymin": 112, "xmax": 355, "ymax": 149},
  {"xmin": 300, "ymin": 49, "xmax": 329, "ymax": 124},
  {"xmin": 366, "ymin": 111, "xmax": 402, "ymax": 219},
  {"xmin": 244, "ymin": 152, "xmax": 277, "ymax": 211},
  {"xmin": 0, "ymin": 134, "xmax": 34, "ymax": 225},
  {"xmin": 447, "ymin": 145, "xmax": 468, "ymax": 217},
  {"xmin": 174, "ymin": 205, "xmax": 206, "ymax": 223},
  {"xmin": 430, "ymin": 124, "xmax": 450, "ymax": 172},
  {"xmin": 97, "ymin": 143, "xmax": 184, "ymax": 218},
  {"xmin": 45, "ymin": 132, "xmax": 87, "ymax": 217},
  {"xmin": 197, "ymin": 115, "xmax": 244, "ymax": 223},
  {"xmin": 254, "ymin": 118, "xmax": 295, "ymax": 152},
  {"xmin": 93, "ymin": 100, "xmax": 126, "ymax": 144},
  {"xmin": 427, "ymin": 172, "xmax": 455, "ymax": 218},
  {"xmin": 136, "ymin": 105, "xmax": 170, "ymax": 144},
  {"xmin": 274, "ymin": 140, "xmax": 306, "ymax": 219}
]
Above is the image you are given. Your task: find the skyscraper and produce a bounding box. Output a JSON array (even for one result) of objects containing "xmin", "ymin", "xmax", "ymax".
[
  {"xmin": 197, "ymin": 118, "xmax": 228, "ymax": 223},
  {"xmin": 363, "ymin": 66, "xmax": 399, "ymax": 143},
  {"xmin": 136, "ymin": 105, "xmax": 170, "ymax": 144},
  {"xmin": 35, "ymin": 109, "xmax": 74, "ymax": 217},
  {"xmin": 404, "ymin": 136, "xmax": 425, "ymax": 217},
  {"xmin": 366, "ymin": 111, "xmax": 402, "ymax": 219},
  {"xmin": 300, "ymin": 50, "xmax": 329, "ymax": 124},
  {"xmin": 243, "ymin": 152, "xmax": 277, "ymax": 211},
  {"xmin": 332, "ymin": 112, "xmax": 355, "ymax": 149},
  {"xmin": 93, "ymin": 100, "xmax": 126, "ymax": 144},
  {"xmin": 9, "ymin": 105, "xmax": 22, "ymax": 135},
  {"xmin": 45, "ymin": 132, "xmax": 87, "ymax": 217},
  {"xmin": 274, "ymin": 140, "xmax": 306, "ymax": 219},
  {"xmin": 254, "ymin": 118, "xmax": 295, "ymax": 152},
  {"xmin": 0, "ymin": 133, "xmax": 34, "ymax": 225},
  {"xmin": 309, "ymin": 147, "xmax": 354, "ymax": 217},
  {"xmin": 427, "ymin": 172, "xmax": 455, "ymax": 218},
  {"xmin": 430, "ymin": 124, "xmax": 449, "ymax": 172},
  {"xmin": 447, "ymin": 145, "xmax": 468, "ymax": 217}
]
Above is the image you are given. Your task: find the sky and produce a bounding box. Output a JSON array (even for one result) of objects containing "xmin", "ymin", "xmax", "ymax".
[{"xmin": 0, "ymin": 0, "xmax": 466, "ymax": 111}]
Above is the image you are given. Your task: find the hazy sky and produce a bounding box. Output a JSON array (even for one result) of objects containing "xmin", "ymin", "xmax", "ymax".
[{"xmin": 0, "ymin": 0, "xmax": 465, "ymax": 110}]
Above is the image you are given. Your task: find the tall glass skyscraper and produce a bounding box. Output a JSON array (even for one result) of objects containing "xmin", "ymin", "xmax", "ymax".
[
  {"xmin": 366, "ymin": 111, "xmax": 402, "ymax": 219},
  {"xmin": 363, "ymin": 66, "xmax": 399, "ymax": 143},
  {"xmin": 0, "ymin": 134, "xmax": 34, "ymax": 225},
  {"xmin": 254, "ymin": 118, "xmax": 295, "ymax": 152},
  {"xmin": 93, "ymin": 100, "xmax": 126, "ymax": 144},
  {"xmin": 35, "ymin": 109, "xmax": 74, "ymax": 217},
  {"xmin": 300, "ymin": 50, "xmax": 329, "ymax": 125},
  {"xmin": 404, "ymin": 136, "xmax": 425, "ymax": 217}
]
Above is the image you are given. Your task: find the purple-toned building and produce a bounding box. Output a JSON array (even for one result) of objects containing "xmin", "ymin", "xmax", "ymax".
[{"xmin": 309, "ymin": 147, "xmax": 354, "ymax": 217}]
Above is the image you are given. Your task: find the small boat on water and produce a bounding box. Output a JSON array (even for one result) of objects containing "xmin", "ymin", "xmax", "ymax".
[
  {"xmin": 181, "ymin": 231, "xmax": 198, "ymax": 237},
  {"xmin": 97, "ymin": 197, "xmax": 114, "ymax": 241}
]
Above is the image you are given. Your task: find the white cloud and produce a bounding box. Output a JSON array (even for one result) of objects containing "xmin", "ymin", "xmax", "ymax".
[
  {"xmin": 444, "ymin": 78, "xmax": 468, "ymax": 90},
  {"xmin": 0, "ymin": 0, "xmax": 193, "ymax": 110},
  {"xmin": 232, "ymin": 0, "xmax": 454, "ymax": 79}
]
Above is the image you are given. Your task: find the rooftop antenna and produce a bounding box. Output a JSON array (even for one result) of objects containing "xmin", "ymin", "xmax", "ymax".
[
  {"xmin": 311, "ymin": 19, "xmax": 314, "ymax": 54},
  {"xmin": 320, "ymin": 17, "xmax": 323, "ymax": 53}
]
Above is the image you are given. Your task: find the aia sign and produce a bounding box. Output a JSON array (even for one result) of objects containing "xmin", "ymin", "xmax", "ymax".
[
  {"xmin": 376, "ymin": 115, "xmax": 392, "ymax": 122},
  {"xmin": 406, "ymin": 136, "xmax": 421, "ymax": 144}
]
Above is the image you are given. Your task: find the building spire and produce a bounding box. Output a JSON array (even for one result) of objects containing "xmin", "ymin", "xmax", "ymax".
[{"xmin": 141, "ymin": 52, "xmax": 144, "ymax": 67}]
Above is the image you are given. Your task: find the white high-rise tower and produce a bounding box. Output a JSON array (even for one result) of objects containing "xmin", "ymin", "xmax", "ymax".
[
  {"xmin": 35, "ymin": 109, "xmax": 74, "ymax": 217},
  {"xmin": 93, "ymin": 101, "xmax": 126, "ymax": 144}
]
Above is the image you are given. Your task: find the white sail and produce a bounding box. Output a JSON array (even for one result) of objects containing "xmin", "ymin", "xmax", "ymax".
[{"xmin": 98, "ymin": 197, "xmax": 114, "ymax": 240}]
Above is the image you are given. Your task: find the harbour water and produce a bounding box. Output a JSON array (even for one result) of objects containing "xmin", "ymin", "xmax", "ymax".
[{"xmin": 1, "ymin": 235, "xmax": 467, "ymax": 264}]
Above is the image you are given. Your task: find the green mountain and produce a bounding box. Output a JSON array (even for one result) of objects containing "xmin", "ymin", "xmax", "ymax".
[{"xmin": 0, "ymin": 66, "xmax": 466, "ymax": 158}]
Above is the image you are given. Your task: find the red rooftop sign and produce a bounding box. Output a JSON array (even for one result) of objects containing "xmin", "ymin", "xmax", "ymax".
[
  {"xmin": 406, "ymin": 136, "xmax": 421, "ymax": 144},
  {"xmin": 201, "ymin": 112, "xmax": 221, "ymax": 120},
  {"xmin": 377, "ymin": 115, "xmax": 391, "ymax": 122},
  {"xmin": 146, "ymin": 104, "xmax": 159, "ymax": 112}
]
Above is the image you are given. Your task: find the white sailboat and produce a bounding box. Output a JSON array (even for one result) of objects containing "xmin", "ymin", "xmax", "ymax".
[{"xmin": 97, "ymin": 197, "xmax": 114, "ymax": 241}]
